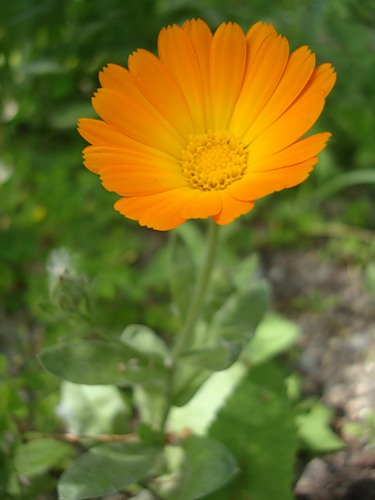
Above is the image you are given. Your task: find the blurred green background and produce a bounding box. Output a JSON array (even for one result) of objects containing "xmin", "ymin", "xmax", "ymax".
[{"xmin": 1, "ymin": 0, "xmax": 375, "ymax": 497}]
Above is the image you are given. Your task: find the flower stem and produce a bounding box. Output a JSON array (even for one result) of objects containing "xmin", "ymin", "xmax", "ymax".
[
  {"xmin": 172, "ymin": 218, "xmax": 220, "ymax": 358},
  {"xmin": 160, "ymin": 219, "xmax": 220, "ymax": 431}
]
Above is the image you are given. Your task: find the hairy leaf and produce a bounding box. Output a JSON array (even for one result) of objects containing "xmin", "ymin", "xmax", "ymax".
[
  {"xmin": 208, "ymin": 362, "xmax": 297, "ymax": 500},
  {"xmin": 58, "ymin": 442, "xmax": 159, "ymax": 500}
]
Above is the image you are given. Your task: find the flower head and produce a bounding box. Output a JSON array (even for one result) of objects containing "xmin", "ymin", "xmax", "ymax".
[{"xmin": 78, "ymin": 19, "xmax": 336, "ymax": 230}]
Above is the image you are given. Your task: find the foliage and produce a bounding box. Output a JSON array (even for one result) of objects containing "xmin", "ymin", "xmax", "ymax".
[{"xmin": 1, "ymin": 0, "xmax": 374, "ymax": 498}]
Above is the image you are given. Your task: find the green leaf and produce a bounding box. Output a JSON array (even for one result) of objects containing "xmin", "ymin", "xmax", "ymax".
[
  {"xmin": 296, "ymin": 402, "xmax": 344, "ymax": 453},
  {"xmin": 309, "ymin": 169, "xmax": 375, "ymax": 204},
  {"xmin": 121, "ymin": 324, "xmax": 169, "ymax": 358},
  {"xmin": 134, "ymin": 382, "xmax": 168, "ymax": 429},
  {"xmin": 58, "ymin": 382, "xmax": 131, "ymax": 435},
  {"xmin": 365, "ymin": 262, "xmax": 375, "ymax": 300},
  {"xmin": 181, "ymin": 343, "xmax": 240, "ymax": 372},
  {"xmin": 58, "ymin": 442, "xmax": 159, "ymax": 500},
  {"xmin": 14, "ymin": 439, "xmax": 74, "ymax": 478},
  {"xmin": 172, "ymin": 363, "xmax": 212, "ymax": 407},
  {"xmin": 39, "ymin": 340, "xmax": 165, "ymax": 385},
  {"xmin": 208, "ymin": 362, "xmax": 297, "ymax": 500},
  {"xmin": 233, "ymin": 254, "xmax": 260, "ymax": 292},
  {"xmin": 172, "ymin": 436, "xmax": 239, "ymax": 500},
  {"xmin": 168, "ymin": 230, "xmax": 197, "ymax": 322},
  {"xmin": 169, "ymin": 363, "xmax": 246, "ymax": 436},
  {"xmin": 137, "ymin": 422, "xmax": 165, "ymax": 446},
  {"xmin": 242, "ymin": 313, "xmax": 300, "ymax": 365},
  {"xmin": 210, "ymin": 282, "xmax": 270, "ymax": 344}
]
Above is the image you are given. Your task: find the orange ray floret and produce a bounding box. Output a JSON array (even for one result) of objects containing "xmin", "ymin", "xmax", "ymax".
[{"xmin": 78, "ymin": 18, "xmax": 336, "ymax": 231}]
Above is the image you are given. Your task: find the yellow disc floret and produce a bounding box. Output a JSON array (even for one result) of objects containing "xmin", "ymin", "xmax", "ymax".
[{"xmin": 180, "ymin": 132, "xmax": 248, "ymax": 191}]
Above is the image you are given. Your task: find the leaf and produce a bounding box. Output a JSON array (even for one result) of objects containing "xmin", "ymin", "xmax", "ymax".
[
  {"xmin": 133, "ymin": 382, "xmax": 168, "ymax": 429},
  {"xmin": 172, "ymin": 363, "xmax": 213, "ymax": 407},
  {"xmin": 233, "ymin": 254, "xmax": 260, "ymax": 291},
  {"xmin": 296, "ymin": 402, "xmax": 344, "ymax": 453},
  {"xmin": 169, "ymin": 363, "xmax": 246, "ymax": 435},
  {"xmin": 168, "ymin": 230, "xmax": 196, "ymax": 323},
  {"xmin": 14, "ymin": 439, "xmax": 74, "ymax": 478},
  {"xmin": 172, "ymin": 436, "xmax": 239, "ymax": 500},
  {"xmin": 180, "ymin": 343, "xmax": 240, "ymax": 372},
  {"xmin": 121, "ymin": 324, "xmax": 169, "ymax": 358},
  {"xmin": 242, "ymin": 313, "xmax": 300, "ymax": 365},
  {"xmin": 365, "ymin": 262, "xmax": 375, "ymax": 300},
  {"xmin": 309, "ymin": 169, "xmax": 375, "ymax": 204},
  {"xmin": 39, "ymin": 340, "xmax": 165, "ymax": 385},
  {"xmin": 210, "ymin": 282, "xmax": 270, "ymax": 344},
  {"xmin": 58, "ymin": 382, "xmax": 131, "ymax": 435},
  {"xmin": 208, "ymin": 362, "xmax": 297, "ymax": 500},
  {"xmin": 58, "ymin": 442, "xmax": 159, "ymax": 500}
]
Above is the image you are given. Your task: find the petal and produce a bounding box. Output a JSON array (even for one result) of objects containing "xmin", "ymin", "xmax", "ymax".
[
  {"xmin": 128, "ymin": 49, "xmax": 195, "ymax": 139},
  {"xmin": 182, "ymin": 19, "xmax": 214, "ymax": 131},
  {"xmin": 249, "ymin": 132, "xmax": 331, "ymax": 172},
  {"xmin": 209, "ymin": 22, "xmax": 247, "ymax": 130},
  {"xmin": 303, "ymin": 62, "xmax": 336, "ymax": 98},
  {"xmin": 79, "ymin": 118, "xmax": 128, "ymax": 148},
  {"xmin": 83, "ymin": 146, "xmax": 186, "ymax": 196},
  {"xmin": 78, "ymin": 119, "xmax": 174, "ymax": 173},
  {"xmin": 83, "ymin": 146, "xmax": 180, "ymax": 172},
  {"xmin": 115, "ymin": 190, "xmax": 191, "ymax": 230},
  {"xmin": 138, "ymin": 188, "xmax": 222, "ymax": 224},
  {"xmin": 100, "ymin": 165, "xmax": 186, "ymax": 196},
  {"xmin": 245, "ymin": 21, "xmax": 277, "ymax": 51},
  {"xmin": 229, "ymin": 31, "xmax": 289, "ymax": 138},
  {"xmin": 115, "ymin": 186, "xmax": 222, "ymax": 230},
  {"xmin": 158, "ymin": 20, "xmax": 209, "ymax": 132},
  {"xmin": 213, "ymin": 190, "xmax": 254, "ymax": 225},
  {"xmin": 98, "ymin": 63, "xmax": 131, "ymax": 93},
  {"xmin": 247, "ymin": 90, "xmax": 326, "ymax": 158},
  {"xmin": 242, "ymin": 46, "xmax": 316, "ymax": 143},
  {"xmin": 180, "ymin": 190, "xmax": 222, "ymax": 219},
  {"xmin": 229, "ymin": 158, "xmax": 317, "ymax": 201},
  {"xmin": 92, "ymin": 68, "xmax": 185, "ymax": 157}
]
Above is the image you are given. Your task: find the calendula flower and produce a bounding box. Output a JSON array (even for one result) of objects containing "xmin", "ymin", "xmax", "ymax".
[{"xmin": 78, "ymin": 19, "xmax": 335, "ymax": 231}]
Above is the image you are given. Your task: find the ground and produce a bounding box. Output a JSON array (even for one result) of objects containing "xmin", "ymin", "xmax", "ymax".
[{"xmin": 265, "ymin": 249, "xmax": 375, "ymax": 499}]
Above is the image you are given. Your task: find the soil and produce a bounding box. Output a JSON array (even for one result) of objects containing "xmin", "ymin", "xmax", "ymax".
[{"xmin": 264, "ymin": 249, "xmax": 375, "ymax": 499}]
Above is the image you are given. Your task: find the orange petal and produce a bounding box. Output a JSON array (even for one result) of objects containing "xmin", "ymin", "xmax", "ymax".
[
  {"xmin": 141, "ymin": 189, "xmax": 222, "ymax": 223},
  {"xmin": 212, "ymin": 190, "xmax": 254, "ymax": 225},
  {"xmin": 158, "ymin": 21, "xmax": 209, "ymax": 132},
  {"xmin": 92, "ymin": 72, "xmax": 184, "ymax": 157},
  {"xmin": 83, "ymin": 146, "xmax": 185, "ymax": 196},
  {"xmin": 181, "ymin": 19, "xmax": 214, "ymax": 131},
  {"xmin": 229, "ymin": 31, "xmax": 289, "ymax": 138},
  {"xmin": 242, "ymin": 46, "xmax": 316, "ymax": 143},
  {"xmin": 98, "ymin": 63, "xmax": 131, "ymax": 93},
  {"xmin": 83, "ymin": 146, "xmax": 179, "ymax": 172},
  {"xmin": 247, "ymin": 90, "xmax": 326, "ymax": 158},
  {"xmin": 79, "ymin": 119, "xmax": 174, "ymax": 172},
  {"xmin": 180, "ymin": 190, "xmax": 222, "ymax": 219},
  {"xmin": 100, "ymin": 165, "xmax": 186, "ymax": 196},
  {"xmin": 303, "ymin": 62, "xmax": 336, "ymax": 98},
  {"xmin": 229, "ymin": 158, "xmax": 317, "ymax": 201},
  {"xmin": 115, "ymin": 190, "xmax": 190, "ymax": 230},
  {"xmin": 209, "ymin": 22, "xmax": 247, "ymax": 130},
  {"xmin": 249, "ymin": 132, "xmax": 331, "ymax": 172},
  {"xmin": 115, "ymin": 187, "xmax": 223, "ymax": 229},
  {"xmin": 245, "ymin": 22, "xmax": 277, "ymax": 52},
  {"xmin": 128, "ymin": 49, "xmax": 195, "ymax": 139}
]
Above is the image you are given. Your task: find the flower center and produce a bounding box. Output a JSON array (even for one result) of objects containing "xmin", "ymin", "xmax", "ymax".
[{"xmin": 180, "ymin": 132, "xmax": 248, "ymax": 191}]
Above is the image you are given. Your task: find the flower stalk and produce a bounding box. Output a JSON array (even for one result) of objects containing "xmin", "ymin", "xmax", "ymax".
[
  {"xmin": 160, "ymin": 218, "xmax": 220, "ymax": 430},
  {"xmin": 172, "ymin": 218, "xmax": 220, "ymax": 358}
]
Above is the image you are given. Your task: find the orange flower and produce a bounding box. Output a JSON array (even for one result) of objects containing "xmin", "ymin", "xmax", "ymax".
[{"xmin": 78, "ymin": 19, "xmax": 336, "ymax": 231}]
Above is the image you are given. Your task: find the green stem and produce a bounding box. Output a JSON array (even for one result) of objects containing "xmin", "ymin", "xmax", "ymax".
[
  {"xmin": 172, "ymin": 218, "xmax": 220, "ymax": 358},
  {"xmin": 160, "ymin": 218, "xmax": 220, "ymax": 430}
]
